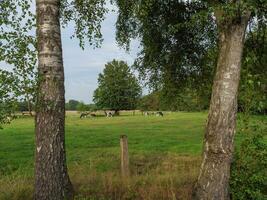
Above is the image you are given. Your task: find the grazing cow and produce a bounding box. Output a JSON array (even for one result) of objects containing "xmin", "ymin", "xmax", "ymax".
[
  {"xmin": 106, "ymin": 111, "xmax": 115, "ymax": 117},
  {"xmin": 144, "ymin": 112, "xmax": 149, "ymax": 116},
  {"xmin": 80, "ymin": 112, "xmax": 89, "ymax": 118},
  {"xmin": 80, "ymin": 112, "xmax": 97, "ymax": 118},
  {"xmin": 90, "ymin": 113, "xmax": 96, "ymax": 117},
  {"xmin": 156, "ymin": 111, "xmax": 164, "ymax": 117}
]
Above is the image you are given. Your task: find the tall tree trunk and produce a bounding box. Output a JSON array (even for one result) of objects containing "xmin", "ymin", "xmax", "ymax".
[
  {"xmin": 193, "ymin": 13, "xmax": 250, "ymax": 200},
  {"xmin": 26, "ymin": 94, "xmax": 33, "ymax": 116},
  {"xmin": 34, "ymin": 0, "xmax": 73, "ymax": 199}
]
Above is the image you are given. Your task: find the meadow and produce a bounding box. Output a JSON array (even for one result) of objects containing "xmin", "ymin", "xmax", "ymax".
[{"xmin": 0, "ymin": 112, "xmax": 266, "ymax": 200}]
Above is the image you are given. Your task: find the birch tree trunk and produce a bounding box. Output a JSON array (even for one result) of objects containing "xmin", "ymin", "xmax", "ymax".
[
  {"xmin": 193, "ymin": 12, "xmax": 250, "ymax": 200},
  {"xmin": 26, "ymin": 94, "xmax": 33, "ymax": 116},
  {"xmin": 34, "ymin": 0, "xmax": 73, "ymax": 199}
]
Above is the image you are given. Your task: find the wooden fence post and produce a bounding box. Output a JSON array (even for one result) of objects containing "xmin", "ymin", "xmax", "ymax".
[{"xmin": 120, "ymin": 135, "xmax": 130, "ymax": 178}]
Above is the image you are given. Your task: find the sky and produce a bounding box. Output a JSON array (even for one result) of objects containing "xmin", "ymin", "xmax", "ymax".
[
  {"xmin": 62, "ymin": 8, "xmax": 140, "ymax": 103},
  {"xmin": 0, "ymin": 4, "xmax": 141, "ymax": 104}
]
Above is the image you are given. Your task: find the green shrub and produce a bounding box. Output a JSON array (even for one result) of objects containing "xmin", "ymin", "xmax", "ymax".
[{"xmin": 230, "ymin": 126, "xmax": 267, "ymax": 200}]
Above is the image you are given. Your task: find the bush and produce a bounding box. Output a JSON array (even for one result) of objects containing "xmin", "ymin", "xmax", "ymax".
[{"xmin": 230, "ymin": 122, "xmax": 267, "ymax": 200}]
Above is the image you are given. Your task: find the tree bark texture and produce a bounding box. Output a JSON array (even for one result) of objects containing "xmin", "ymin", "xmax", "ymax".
[
  {"xmin": 34, "ymin": 0, "xmax": 73, "ymax": 199},
  {"xmin": 26, "ymin": 94, "xmax": 33, "ymax": 116},
  {"xmin": 193, "ymin": 14, "xmax": 250, "ymax": 200}
]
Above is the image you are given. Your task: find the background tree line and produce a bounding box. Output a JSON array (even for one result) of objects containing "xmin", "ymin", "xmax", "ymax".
[{"xmin": 65, "ymin": 100, "xmax": 96, "ymax": 112}]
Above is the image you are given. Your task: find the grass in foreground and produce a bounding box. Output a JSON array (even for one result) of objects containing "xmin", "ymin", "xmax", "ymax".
[{"xmin": 0, "ymin": 112, "xmax": 266, "ymax": 200}]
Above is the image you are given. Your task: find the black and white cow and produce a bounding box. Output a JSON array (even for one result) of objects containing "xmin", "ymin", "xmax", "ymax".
[
  {"xmin": 80, "ymin": 112, "xmax": 89, "ymax": 118},
  {"xmin": 156, "ymin": 111, "xmax": 164, "ymax": 117},
  {"xmin": 144, "ymin": 111, "xmax": 149, "ymax": 116},
  {"xmin": 105, "ymin": 110, "xmax": 115, "ymax": 117}
]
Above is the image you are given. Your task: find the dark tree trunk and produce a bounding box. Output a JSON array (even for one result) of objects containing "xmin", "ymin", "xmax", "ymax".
[
  {"xmin": 34, "ymin": 0, "xmax": 73, "ymax": 200},
  {"xmin": 26, "ymin": 94, "xmax": 33, "ymax": 116},
  {"xmin": 193, "ymin": 12, "xmax": 250, "ymax": 200}
]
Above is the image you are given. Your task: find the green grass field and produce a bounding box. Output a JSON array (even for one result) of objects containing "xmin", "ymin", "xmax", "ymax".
[{"xmin": 0, "ymin": 112, "xmax": 266, "ymax": 200}]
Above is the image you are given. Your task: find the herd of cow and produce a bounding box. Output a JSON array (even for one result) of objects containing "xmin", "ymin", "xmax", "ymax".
[{"xmin": 80, "ymin": 111, "xmax": 164, "ymax": 118}]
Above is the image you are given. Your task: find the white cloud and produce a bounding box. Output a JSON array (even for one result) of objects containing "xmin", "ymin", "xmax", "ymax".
[
  {"xmin": 61, "ymin": 9, "xmax": 141, "ymax": 103},
  {"xmin": 1, "ymin": 3, "xmax": 142, "ymax": 103}
]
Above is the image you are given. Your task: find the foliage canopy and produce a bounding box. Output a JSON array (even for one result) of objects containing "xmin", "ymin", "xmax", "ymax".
[{"xmin": 93, "ymin": 60, "xmax": 141, "ymax": 111}]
